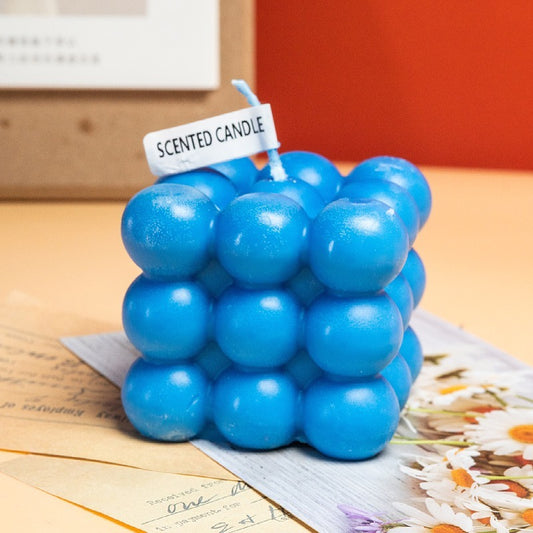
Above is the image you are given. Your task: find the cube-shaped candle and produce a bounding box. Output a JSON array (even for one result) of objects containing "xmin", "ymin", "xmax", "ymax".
[{"xmin": 120, "ymin": 152, "xmax": 431, "ymax": 460}]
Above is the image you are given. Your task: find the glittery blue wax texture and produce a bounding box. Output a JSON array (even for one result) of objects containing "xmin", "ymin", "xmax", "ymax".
[{"xmin": 120, "ymin": 154, "xmax": 431, "ymax": 460}]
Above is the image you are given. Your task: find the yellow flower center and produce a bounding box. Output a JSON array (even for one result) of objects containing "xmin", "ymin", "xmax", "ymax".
[
  {"xmin": 499, "ymin": 480, "xmax": 529, "ymax": 498},
  {"xmin": 522, "ymin": 509, "xmax": 533, "ymax": 525},
  {"xmin": 450, "ymin": 468, "xmax": 474, "ymax": 488},
  {"xmin": 515, "ymin": 455, "xmax": 533, "ymax": 466},
  {"xmin": 431, "ymin": 525, "xmax": 464, "ymax": 533},
  {"xmin": 509, "ymin": 424, "xmax": 533, "ymax": 443},
  {"xmin": 438, "ymin": 384, "xmax": 468, "ymax": 395},
  {"xmin": 463, "ymin": 405, "xmax": 499, "ymax": 424}
]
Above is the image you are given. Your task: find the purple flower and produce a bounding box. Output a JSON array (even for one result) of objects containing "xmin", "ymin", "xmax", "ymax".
[{"xmin": 338, "ymin": 504, "xmax": 386, "ymax": 532}]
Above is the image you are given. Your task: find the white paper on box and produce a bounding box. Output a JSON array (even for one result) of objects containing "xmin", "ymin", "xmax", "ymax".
[
  {"xmin": 143, "ymin": 104, "xmax": 280, "ymax": 177},
  {"xmin": 0, "ymin": 0, "xmax": 219, "ymax": 90}
]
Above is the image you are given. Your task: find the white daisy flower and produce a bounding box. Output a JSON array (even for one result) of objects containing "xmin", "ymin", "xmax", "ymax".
[
  {"xmin": 389, "ymin": 498, "xmax": 473, "ymax": 532},
  {"xmin": 409, "ymin": 366, "xmax": 503, "ymax": 409},
  {"xmin": 424, "ymin": 400, "xmax": 503, "ymax": 435},
  {"xmin": 463, "ymin": 498, "xmax": 502, "ymax": 527},
  {"xmin": 487, "ymin": 515, "xmax": 510, "ymax": 533},
  {"xmin": 409, "ymin": 360, "xmax": 525, "ymax": 410},
  {"xmin": 466, "ymin": 464, "xmax": 533, "ymax": 515},
  {"xmin": 431, "ymin": 384, "xmax": 490, "ymax": 407},
  {"xmin": 458, "ymin": 368, "xmax": 526, "ymax": 392},
  {"xmin": 464, "ymin": 408, "xmax": 533, "ymax": 460},
  {"xmin": 502, "ymin": 463, "xmax": 533, "ymax": 491},
  {"xmin": 400, "ymin": 448, "xmax": 496, "ymax": 513},
  {"xmin": 498, "ymin": 507, "xmax": 533, "ymax": 527},
  {"xmin": 463, "ymin": 484, "xmax": 520, "ymax": 525},
  {"xmin": 409, "ymin": 361, "xmax": 471, "ymax": 408},
  {"xmin": 418, "ymin": 370, "xmax": 517, "ymax": 408},
  {"xmin": 410, "ymin": 447, "xmax": 476, "ymax": 465},
  {"xmin": 400, "ymin": 448, "xmax": 480, "ymax": 481}
]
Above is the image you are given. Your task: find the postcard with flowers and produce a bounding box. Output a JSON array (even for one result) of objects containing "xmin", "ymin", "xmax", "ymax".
[
  {"xmin": 61, "ymin": 310, "xmax": 533, "ymax": 533},
  {"xmin": 340, "ymin": 312, "xmax": 533, "ymax": 533}
]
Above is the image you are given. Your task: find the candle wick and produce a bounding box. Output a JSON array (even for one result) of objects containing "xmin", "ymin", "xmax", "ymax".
[
  {"xmin": 232, "ymin": 79, "xmax": 288, "ymax": 182},
  {"xmin": 265, "ymin": 150, "xmax": 287, "ymax": 181},
  {"xmin": 231, "ymin": 79, "xmax": 261, "ymax": 107}
]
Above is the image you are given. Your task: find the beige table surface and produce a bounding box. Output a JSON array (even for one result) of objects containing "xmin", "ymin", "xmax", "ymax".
[{"xmin": 1, "ymin": 164, "xmax": 533, "ymax": 531}]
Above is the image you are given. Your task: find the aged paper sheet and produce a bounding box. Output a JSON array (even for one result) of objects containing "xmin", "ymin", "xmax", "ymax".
[{"xmin": 0, "ymin": 301, "xmax": 234, "ymax": 479}]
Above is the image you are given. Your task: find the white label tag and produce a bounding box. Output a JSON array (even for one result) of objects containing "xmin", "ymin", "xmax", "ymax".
[{"xmin": 143, "ymin": 104, "xmax": 279, "ymax": 177}]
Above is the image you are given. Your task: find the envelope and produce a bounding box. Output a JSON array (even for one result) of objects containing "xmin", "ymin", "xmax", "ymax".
[{"xmin": 0, "ymin": 454, "xmax": 310, "ymax": 533}]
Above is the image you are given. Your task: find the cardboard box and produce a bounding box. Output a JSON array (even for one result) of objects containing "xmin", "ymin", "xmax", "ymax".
[{"xmin": 0, "ymin": 0, "xmax": 255, "ymax": 199}]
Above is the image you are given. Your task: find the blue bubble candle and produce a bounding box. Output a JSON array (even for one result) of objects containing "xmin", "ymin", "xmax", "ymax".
[{"xmin": 120, "ymin": 81, "xmax": 432, "ymax": 460}]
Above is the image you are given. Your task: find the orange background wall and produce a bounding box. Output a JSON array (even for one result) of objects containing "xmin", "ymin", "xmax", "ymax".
[{"xmin": 255, "ymin": 1, "xmax": 533, "ymax": 170}]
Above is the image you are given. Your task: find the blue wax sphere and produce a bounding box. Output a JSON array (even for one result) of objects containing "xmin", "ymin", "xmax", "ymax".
[
  {"xmin": 381, "ymin": 354, "xmax": 413, "ymax": 410},
  {"xmin": 309, "ymin": 198, "xmax": 410, "ymax": 294},
  {"xmin": 251, "ymin": 177, "xmax": 325, "ymax": 219},
  {"xmin": 212, "ymin": 368, "xmax": 299, "ymax": 449},
  {"xmin": 123, "ymin": 275, "xmax": 211, "ymax": 363},
  {"xmin": 305, "ymin": 292, "xmax": 404, "ymax": 378},
  {"xmin": 216, "ymin": 192, "xmax": 309, "ymax": 286},
  {"xmin": 384, "ymin": 273, "xmax": 414, "ymax": 331},
  {"xmin": 209, "ymin": 157, "xmax": 258, "ymax": 194},
  {"xmin": 337, "ymin": 179, "xmax": 420, "ymax": 246},
  {"xmin": 346, "ymin": 156, "xmax": 432, "ymax": 228},
  {"xmin": 258, "ymin": 151, "xmax": 342, "ymax": 203},
  {"xmin": 159, "ymin": 168, "xmax": 237, "ymax": 210},
  {"xmin": 286, "ymin": 267, "xmax": 325, "ymax": 307},
  {"xmin": 302, "ymin": 375, "xmax": 400, "ymax": 460},
  {"xmin": 122, "ymin": 358, "xmax": 209, "ymax": 441},
  {"xmin": 400, "ymin": 326, "xmax": 424, "ymax": 381},
  {"xmin": 121, "ymin": 183, "xmax": 217, "ymax": 280},
  {"xmin": 215, "ymin": 286, "xmax": 302, "ymax": 368},
  {"xmin": 401, "ymin": 248, "xmax": 426, "ymax": 308}
]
